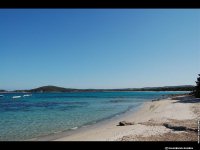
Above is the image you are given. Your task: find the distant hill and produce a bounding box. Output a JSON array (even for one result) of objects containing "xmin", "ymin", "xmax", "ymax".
[
  {"xmin": 0, "ymin": 90, "xmax": 7, "ymax": 92},
  {"xmin": 29, "ymin": 86, "xmax": 78, "ymax": 92},
  {"xmin": 22, "ymin": 85, "xmax": 194, "ymax": 93},
  {"xmin": 2, "ymin": 85, "xmax": 194, "ymax": 93}
]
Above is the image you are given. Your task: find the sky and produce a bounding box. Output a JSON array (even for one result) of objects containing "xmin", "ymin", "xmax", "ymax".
[{"xmin": 0, "ymin": 9, "xmax": 200, "ymax": 90}]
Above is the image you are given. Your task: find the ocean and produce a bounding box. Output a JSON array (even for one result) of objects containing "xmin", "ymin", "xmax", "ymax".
[{"xmin": 0, "ymin": 91, "xmax": 189, "ymax": 141}]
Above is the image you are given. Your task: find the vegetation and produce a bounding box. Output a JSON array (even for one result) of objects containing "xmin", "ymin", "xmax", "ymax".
[
  {"xmin": 194, "ymin": 74, "xmax": 200, "ymax": 98},
  {"xmin": 0, "ymin": 85, "xmax": 195, "ymax": 93},
  {"xmin": 27, "ymin": 85, "xmax": 195, "ymax": 93},
  {"xmin": 112, "ymin": 85, "xmax": 194, "ymax": 92},
  {"xmin": 29, "ymin": 86, "xmax": 78, "ymax": 92}
]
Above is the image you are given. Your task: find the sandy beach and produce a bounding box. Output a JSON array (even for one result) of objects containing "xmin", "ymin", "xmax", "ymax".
[{"xmin": 54, "ymin": 95, "xmax": 200, "ymax": 141}]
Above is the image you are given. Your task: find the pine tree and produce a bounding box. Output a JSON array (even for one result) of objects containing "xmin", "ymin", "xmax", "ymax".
[{"xmin": 194, "ymin": 74, "xmax": 200, "ymax": 98}]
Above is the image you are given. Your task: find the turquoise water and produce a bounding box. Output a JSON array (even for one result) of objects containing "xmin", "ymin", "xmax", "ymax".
[{"xmin": 0, "ymin": 91, "xmax": 188, "ymax": 141}]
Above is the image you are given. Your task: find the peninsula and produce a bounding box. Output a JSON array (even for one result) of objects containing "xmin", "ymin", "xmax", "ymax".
[{"xmin": 1, "ymin": 85, "xmax": 194, "ymax": 93}]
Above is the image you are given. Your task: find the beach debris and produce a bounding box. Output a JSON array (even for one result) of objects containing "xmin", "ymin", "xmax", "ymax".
[{"xmin": 118, "ymin": 121, "xmax": 135, "ymax": 126}]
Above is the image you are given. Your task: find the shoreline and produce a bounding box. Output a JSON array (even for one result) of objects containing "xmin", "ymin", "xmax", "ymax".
[
  {"xmin": 28, "ymin": 101, "xmax": 144, "ymax": 141},
  {"xmin": 27, "ymin": 93, "xmax": 199, "ymax": 141},
  {"xmin": 53, "ymin": 94, "xmax": 199, "ymax": 141}
]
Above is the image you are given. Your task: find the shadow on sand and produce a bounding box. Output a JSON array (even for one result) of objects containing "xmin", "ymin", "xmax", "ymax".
[{"xmin": 172, "ymin": 95, "xmax": 200, "ymax": 104}]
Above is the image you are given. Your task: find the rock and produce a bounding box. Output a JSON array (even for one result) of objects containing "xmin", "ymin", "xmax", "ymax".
[
  {"xmin": 152, "ymin": 99, "xmax": 159, "ymax": 102},
  {"xmin": 163, "ymin": 123, "xmax": 197, "ymax": 132},
  {"xmin": 163, "ymin": 123, "xmax": 187, "ymax": 131},
  {"xmin": 118, "ymin": 121, "xmax": 135, "ymax": 126}
]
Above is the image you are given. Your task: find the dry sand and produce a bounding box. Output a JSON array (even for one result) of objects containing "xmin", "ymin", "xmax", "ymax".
[{"xmin": 54, "ymin": 95, "xmax": 200, "ymax": 141}]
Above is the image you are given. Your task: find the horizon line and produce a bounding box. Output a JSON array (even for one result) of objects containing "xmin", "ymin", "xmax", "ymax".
[{"xmin": 0, "ymin": 84, "xmax": 195, "ymax": 91}]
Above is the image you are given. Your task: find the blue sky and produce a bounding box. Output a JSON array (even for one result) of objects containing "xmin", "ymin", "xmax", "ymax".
[{"xmin": 0, "ymin": 9, "xmax": 199, "ymax": 90}]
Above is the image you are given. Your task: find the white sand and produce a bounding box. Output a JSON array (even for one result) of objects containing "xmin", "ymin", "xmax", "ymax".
[{"xmin": 54, "ymin": 96, "xmax": 198, "ymax": 141}]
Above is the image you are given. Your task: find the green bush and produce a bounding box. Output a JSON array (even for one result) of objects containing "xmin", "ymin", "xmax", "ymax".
[{"xmin": 194, "ymin": 74, "xmax": 200, "ymax": 98}]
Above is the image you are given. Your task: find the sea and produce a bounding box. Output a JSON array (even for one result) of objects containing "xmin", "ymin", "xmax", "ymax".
[{"xmin": 0, "ymin": 91, "xmax": 189, "ymax": 141}]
